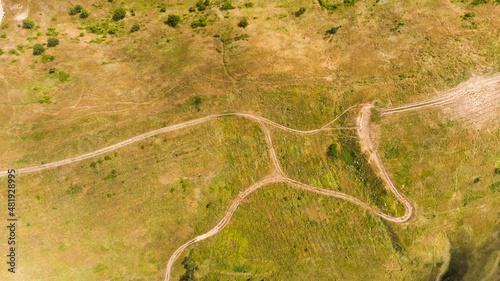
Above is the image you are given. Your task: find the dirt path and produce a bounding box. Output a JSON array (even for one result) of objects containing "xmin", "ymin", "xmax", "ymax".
[
  {"xmin": 0, "ymin": 103, "xmax": 414, "ymax": 280},
  {"xmin": 7, "ymin": 75, "xmax": 497, "ymax": 279},
  {"xmin": 380, "ymin": 75, "xmax": 500, "ymax": 127},
  {"xmin": 163, "ymin": 106, "xmax": 412, "ymax": 281}
]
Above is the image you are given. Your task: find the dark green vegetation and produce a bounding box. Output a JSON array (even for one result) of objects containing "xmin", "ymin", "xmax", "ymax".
[
  {"xmin": 180, "ymin": 252, "xmax": 198, "ymax": 281},
  {"xmin": 237, "ymin": 18, "xmax": 248, "ymax": 28},
  {"xmin": 69, "ymin": 4, "xmax": 83, "ymax": 15},
  {"xmin": 221, "ymin": 1, "xmax": 235, "ymax": 10},
  {"xmin": 112, "ymin": 7, "xmax": 126, "ymax": 21},
  {"xmin": 47, "ymin": 37, "xmax": 59, "ymax": 47},
  {"xmin": 326, "ymin": 25, "xmax": 341, "ymax": 35},
  {"xmin": 294, "ymin": 7, "xmax": 307, "ymax": 17},
  {"xmin": 22, "ymin": 19, "xmax": 35, "ymax": 29},
  {"xmin": 130, "ymin": 23, "xmax": 140, "ymax": 33},
  {"xmin": 32, "ymin": 44, "xmax": 45, "ymax": 55},
  {"xmin": 166, "ymin": 14, "xmax": 181, "ymax": 27}
]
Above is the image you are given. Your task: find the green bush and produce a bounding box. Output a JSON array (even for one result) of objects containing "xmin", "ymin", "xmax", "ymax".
[
  {"xmin": 59, "ymin": 71, "xmax": 69, "ymax": 82},
  {"xmin": 326, "ymin": 26, "xmax": 342, "ymax": 35},
  {"xmin": 49, "ymin": 68, "xmax": 56, "ymax": 74},
  {"xmin": 221, "ymin": 1, "xmax": 235, "ymax": 10},
  {"xmin": 47, "ymin": 37, "xmax": 59, "ymax": 47},
  {"xmin": 237, "ymin": 18, "xmax": 248, "ymax": 28},
  {"xmin": 191, "ymin": 17, "xmax": 207, "ymax": 28},
  {"xmin": 69, "ymin": 5, "xmax": 83, "ymax": 15},
  {"xmin": 165, "ymin": 14, "xmax": 181, "ymax": 27},
  {"xmin": 0, "ymin": 49, "xmax": 4, "ymax": 56},
  {"xmin": 328, "ymin": 143, "xmax": 339, "ymax": 157},
  {"xmin": 196, "ymin": 0, "xmax": 210, "ymax": 11},
  {"xmin": 32, "ymin": 44, "xmax": 45, "ymax": 55},
  {"xmin": 344, "ymin": 0, "xmax": 358, "ymax": 6},
  {"xmin": 41, "ymin": 54, "xmax": 55, "ymax": 63},
  {"xmin": 130, "ymin": 23, "xmax": 140, "ymax": 33},
  {"xmin": 189, "ymin": 7, "xmax": 196, "ymax": 12},
  {"xmin": 80, "ymin": 9, "xmax": 90, "ymax": 18},
  {"xmin": 295, "ymin": 7, "xmax": 306, "ymax": 17},
  {"xmin": 112, "ymin": 7, "xmax": 126, "ymax": 21},
  {"xmin": 22, "ymin": 19, "xmax": 35, "ymax": 29},
  {"xmin": 244, "ymin": 2, "xmax": 254, "ymax": 8},
  {"xmin": 461, "ymin": 12, "xmax": 476, "ymax": 20},
  {"xmin": 159, "ymin": 6, "xmax": 166, "ymax": 12},
  {"xmin": 472, "ymin": 0, "xmax": 489, "ymax": 5}
]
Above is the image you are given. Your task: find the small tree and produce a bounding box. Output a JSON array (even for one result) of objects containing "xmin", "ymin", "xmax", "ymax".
[
  {"xmin": 221, "ymin": 1, "xmax": 235, "ymax": 10},
  {"xmin": 112, "ymin": 7, "xmax": 126, "ymax": 21},
  {"xmin": 32, "ymin": 44, "xmax": 45, "ymax": 55},
  {"xmin": 59, "ymin": 71, "xmax": 69, "ymax": 82},
  {"xmin": 326, "ymin": 26, "xmax": 341, "ymax": 35},
  {"xmin": 165, "ymin": 14, "xmax": 181, "ymax": 27},
  {"xmin": 69, "ymin": 5, "xmax": 83, "ymax": 15},
  {"xmin": 80, "ymin": 9, "xmax": 90, "ymax": 18},
  {"xmin": 47, "ymin": 37, "xmax": 59, "ymax": 47},
  {"xmin": 22, "ymin": 19, "xmax": 35, "ymax": 29},
  {"xmin": 295, "ymin": 7, "xmax": 306, "ymax": 17},
  {"xmin": 328, "ymin": 143, "xmax": 339, "ymax": 157},
  {"xmin": 130, "ymin": 23, "xmax": 140, "ymax": 33},
  {"xmin": 237, "ymin": 18, "xmax": 248, "ymax": 28}
]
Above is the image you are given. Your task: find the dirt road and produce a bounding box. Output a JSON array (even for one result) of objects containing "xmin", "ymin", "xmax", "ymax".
[{"xmin": 9, "ymin": 75, "xmax": 497, "ymax": 279}]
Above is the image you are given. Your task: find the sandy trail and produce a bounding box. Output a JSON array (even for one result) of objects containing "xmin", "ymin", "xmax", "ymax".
[
  {"xmin": 163, "ymin": 105, "xmax": 412, "ymax": 281},
  {"xmin": 3, "ymin": 75, "xmax": 497, "ymax": 280},
  {"xmin": 381, "ymin": 75, "xmax": 500, "ymax": 126}
]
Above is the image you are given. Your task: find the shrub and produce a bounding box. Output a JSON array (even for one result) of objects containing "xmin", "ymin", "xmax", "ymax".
[
  {"xmin": 130, "ymin": 23, "xmax": 140, "ymax": 33},
  {"xmin": 80, "ymin": 9, "xmax": 91, "ymax": 18},
  {"xmin": 326, "ymin": 25, "xmax": 341, "ymax": 35},
  {"xmin": 1, "ymin": 23, "xmax": 8, "ymax": 29},
  {"xmin": 165, "ymin": 14, "xmax": 181, "ymax": 27},
  {"xmin": 196, "ymin": 0, "xmax": 209, "ymax": 11},
  {"xmin": 344, "ymin": 0, "xmax": 358, "ymax": 6},
  {"xmin": 69, "ymin": 5, "xmax": 83, "ymax": 15},
  {"xmin": 328, "ymin": 143, "xmax": 339, "ymax": 157},
  {"xmin": 472, "ymin": 0, "xmax": 489, "ymax": 5},
  {"xmin": 59, "ymin": 71, "xmax": 69, "ymax": 82},
  {"xmin": 159, "ymin": 6, "xmax": 166, "ymax": 12},
  {"xmin": 41, "ymin": 54, "xmax": 55, "ymax": 63},
  {"xmin": 189, "ymin": 7, "xmax": 196, "ymax": 12},
  {"xmin": 130, "ymin": 9, "xmax": 136, "ymax": 16},
  {"xmin": 32, "ymin": 44, "xmax": 45, "ymax": 55},
  {"xmin": 221, "ymin": 1, "xmax": 235, "ymax": 10},
  {"xmin": 244, "ymin": 2, "xmax": 254, "ymax": 8},
  {"xmin": 295, "ymin": 7, "xmax": 306, "ymax": 17},
  {"xmin": 0, "ymin": 49, "xmax": 4, "ymax": 56},
  {"xmin": 22, "ymin": 19, "xmax": 35, "ymax": 29},
  {"xmin": 49, "ymin": 68, "xmax": 56, "ymax": 73},
  {"xmin": 461, "ymin": 12, "xmax": 476, "ymax": 20},
  {"xmin": 237, "ymin": 18, "xmax": 248, "ymax": 28},
  {"xmin": 47, "ymin": 37, "xmax": 59, "ymax": 47},
  {"xmin": 191, "ymin": 17, "xmax": 207, "ymax": 28},
  {"xmin": 112, "ymin": 7, "xmax": 126, "ymax": 21}
]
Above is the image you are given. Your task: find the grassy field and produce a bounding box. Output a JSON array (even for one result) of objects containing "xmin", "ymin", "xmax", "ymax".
[{"xmin": 0, "ymin": 0, "xmax": 499, "ymax": 280}]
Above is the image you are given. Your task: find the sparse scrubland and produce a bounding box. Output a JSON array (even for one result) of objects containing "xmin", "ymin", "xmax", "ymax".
[{"xmin": 0, "ymin": 0, "xmax": 499, "ymax": 280}]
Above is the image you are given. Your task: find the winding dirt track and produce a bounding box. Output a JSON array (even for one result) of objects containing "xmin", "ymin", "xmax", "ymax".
[{"xmin": 0, "ymin": 103, "xmax": 415, "ymax": 280}]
